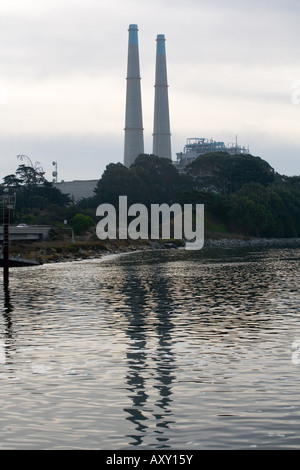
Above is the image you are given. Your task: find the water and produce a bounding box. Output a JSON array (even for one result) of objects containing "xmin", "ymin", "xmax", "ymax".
[{"xmin": 0, "ymin": 246, "xmax": 300, "ymax": 449}]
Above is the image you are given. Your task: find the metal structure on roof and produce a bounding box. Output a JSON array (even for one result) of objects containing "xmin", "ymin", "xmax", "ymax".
[{"xmin": 175, "ymin": 137, "xmax": 250, "ymax": 170}]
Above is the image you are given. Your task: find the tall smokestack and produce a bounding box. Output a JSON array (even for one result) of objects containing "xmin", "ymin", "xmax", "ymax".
[
  {"xmin": 124, "ymin": 24, "xmax": 144, "ymax": 168},
  {"xmin": 153, "ymin": 34, "xmax": 172, "ymax": 160}
]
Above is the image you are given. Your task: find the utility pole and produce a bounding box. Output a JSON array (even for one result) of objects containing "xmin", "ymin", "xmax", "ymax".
[
  {"xmin": 52, "ymin": 161, "xmax": 58, "ymax": 183},
  {"xmin": 1, "ymin": 189, "xmax": 16, "ymax": 288}
]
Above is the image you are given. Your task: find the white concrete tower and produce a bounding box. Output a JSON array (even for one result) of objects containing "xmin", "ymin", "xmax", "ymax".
[
  {"xmin": 153, "ymin": 34, "xmax": 172, "ymax": 160},
  {"xmin": 124, "ymin": 24, "xmax": 144, "ymax": 168}
]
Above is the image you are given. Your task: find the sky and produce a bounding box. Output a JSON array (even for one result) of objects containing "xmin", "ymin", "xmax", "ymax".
[{"xmin": 0, "ymin": 0, "xmax": 300, "ymax": 183}]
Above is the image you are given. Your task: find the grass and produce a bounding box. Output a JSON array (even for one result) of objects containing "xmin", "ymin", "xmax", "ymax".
[{"xmin": 204, "ymin": 211, "xmax": 231, "ymax": 237}]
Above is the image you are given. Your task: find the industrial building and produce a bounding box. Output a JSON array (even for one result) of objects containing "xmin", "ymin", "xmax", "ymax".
[
  {"xmin": 175, "ymin": 137, "xmax": 250, "ymax": 170},
  {"xmin": 54, "ymin": 180, "xmax": 98, "ymax": 202}
]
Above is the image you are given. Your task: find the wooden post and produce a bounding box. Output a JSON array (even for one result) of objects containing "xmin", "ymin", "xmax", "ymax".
[
  {"xmin": 3, "ymin": 206, "xmax": 9, "ymax": 288},
  {"xmin": 1, "ymin": 191, "xmax": 16, "ymax": 288}
]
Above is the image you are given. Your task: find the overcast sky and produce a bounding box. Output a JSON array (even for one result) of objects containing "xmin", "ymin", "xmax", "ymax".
[{"xmin": 0, "ymin": 0, "xmax": 300, "ymax": 182}]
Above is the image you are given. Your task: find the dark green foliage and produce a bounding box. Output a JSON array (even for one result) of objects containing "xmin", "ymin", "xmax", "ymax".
[
  {"xmin": 229, "ymin": 183, "xmax": 300, "ymax": 237},
  {"xmin": 94, "ymin": 154, "xmax": 191, "ymax": 209},
  {"xmin": 130, "ymin": 154, "xmax": 189, "ymax": 206},
  {"xmin": 180, "ymin": 151, "xmax": 300, "ymax": 237},
  {"xmin": 90, "ymin": 152, "xmax": 300, "ymax": 238},
  {"xmin": 95, "ymin": 162, "xmax": 144, "ymax": 207},
  {"xmin": 71, "ymin": 214, "xmax": 94, "ymax": 236},
  {"xmin": 186, "ymin": 152, "xmax": 275, "ymax": 194},
  {"xmin": 1, "ymin": 164, "xmax": 71, "ymax": 225},
  {"xmin": 2, "ymin": 153, "xmax": 300, "ymax": 239}
]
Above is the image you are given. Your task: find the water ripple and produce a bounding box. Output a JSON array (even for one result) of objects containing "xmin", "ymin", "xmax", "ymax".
[{"xmin": 0, "ymin": 246, "xmax": 299, "ymax": 449}]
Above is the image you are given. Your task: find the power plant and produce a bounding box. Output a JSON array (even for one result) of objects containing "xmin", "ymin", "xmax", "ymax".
[
  {"xmin": 124, "ymin": 24, "xmax": 144, "ymax": 168},
  {"xmin": 123, "ymin": 25, "xmax": 249, "ymax": 171},
  {"xmin": 54, "ymin": 24, "xmax": 250, "ymax": 201}
]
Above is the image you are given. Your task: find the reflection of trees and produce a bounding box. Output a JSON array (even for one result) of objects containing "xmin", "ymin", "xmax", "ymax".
[{"xmin": 117, "ymin": 261, "xmax": 176, "ymax": 447}]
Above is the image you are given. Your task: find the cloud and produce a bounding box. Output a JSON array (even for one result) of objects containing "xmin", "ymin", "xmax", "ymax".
[{"xmin": 0, "ymin": 0, "xmax": 299, "ymax": 180}]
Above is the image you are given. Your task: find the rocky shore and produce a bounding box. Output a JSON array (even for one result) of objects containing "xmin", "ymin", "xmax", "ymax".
[
  {"xmin": 9, "ymin": 239, "xmax": 153, "ymax": 265},
  {"xmin": 204, "ymin": 237, "xmax": 300, "ymax": 248},
  {"xmin": 7, "ymin": 235, "xmax": 300, "ymax": 266}
]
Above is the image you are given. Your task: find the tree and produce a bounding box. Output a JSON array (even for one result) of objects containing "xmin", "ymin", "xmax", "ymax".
[
  {"xmin": 94, "ymin": 162, "xmax": 144, "ymax": 207},
  {"xmin": 230, "ymin": 155, "xmax": 275, "ymax": 191},
  {"xmin": 94, "ymin": 155, "xmax": 191, "ymax": 209},
  {"xmin": 2, "ymin": 174, "xmax": 22, "ymax": 187},
  {"xmin": 71, "ymin": 214, "xmax": 94, "ymax": 236},
  {"xmin": 2, "ymin": 164, "xmax": 71, "ymax": 225},
  {"xmin": 15, "ymin": 164, "xmax": 47, "ymax": 187},
  {"xmin": 229, "ymin": 183, "xmax": 300, "ymax": 237},
  {"xmin": 185, "ymin": 152, "xmax": 275, "ymax": 194},
  {"xmin": 185, "ymin": 152, "xmax": 232, "ymax": 193},
  {"xmin": 131, "ymin": 154, "xmax": 190, "ymax": 206}
]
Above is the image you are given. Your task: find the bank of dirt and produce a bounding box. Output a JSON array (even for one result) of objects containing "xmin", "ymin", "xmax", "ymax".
[{"xmin": 7, "ymin": 233, "xmax": 300, "ymax": 265}]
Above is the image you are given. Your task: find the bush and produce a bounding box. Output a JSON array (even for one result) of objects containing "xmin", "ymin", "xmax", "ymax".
[{"xmin": 71, "ymin": 214, "xmax": 94, "ymax": 236}]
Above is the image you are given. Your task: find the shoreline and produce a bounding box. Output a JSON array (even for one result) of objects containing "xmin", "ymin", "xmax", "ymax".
[
  {"xmin": 6, "ymin": 236, "xmax": 300, "ymax": 265},
  {"xmin": 204, "ymin": 237, "xmax": 300, "ymax": 249},
  {"xmin": 8, "ymin": 239, "xmax": 153, "ymax": 265}
]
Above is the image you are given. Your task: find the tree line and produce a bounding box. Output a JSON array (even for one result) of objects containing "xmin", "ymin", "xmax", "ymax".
[
  {"xmin": 1, "ymin": 152, "xmax": 300, "ymax": 238},
  {"xmin": 78, "ymin": 152, "xmax": 300, "ymax": 238}
]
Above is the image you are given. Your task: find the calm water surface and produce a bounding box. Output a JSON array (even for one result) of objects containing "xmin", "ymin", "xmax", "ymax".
[{"xmin": 0, "ymin": 246, "xmax": 300, "ymax": 449}]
